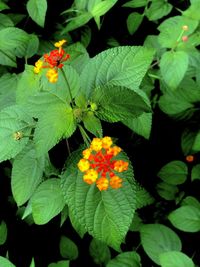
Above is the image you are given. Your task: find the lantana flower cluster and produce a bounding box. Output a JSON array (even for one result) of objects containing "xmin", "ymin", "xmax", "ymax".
[
  {"xmin": 34, "ymin": 40, "xmax": 70, "ymax": 83},
  {"xmin": 77, "ymin": 137, "xmax": 129, "ymax": 191}
]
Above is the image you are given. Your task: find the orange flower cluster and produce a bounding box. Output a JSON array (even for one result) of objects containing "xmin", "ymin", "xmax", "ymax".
[
  {"xmin": 77, "ymin": 137, "xmax": 129, "ymax": 191},
  {"xmin": 34, "ymin": 40, "xmax": 70, "ymax": 83}
]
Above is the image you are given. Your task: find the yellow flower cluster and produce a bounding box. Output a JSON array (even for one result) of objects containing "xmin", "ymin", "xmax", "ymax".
[{"xmin": 77, "ymin": 137, "xmax": 129, "ymax": 191}]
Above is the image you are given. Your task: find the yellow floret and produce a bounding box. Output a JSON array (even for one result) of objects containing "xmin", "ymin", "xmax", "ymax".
[
  {"xmin": 102, "ymin": 136, "xmax": 113, "ymax": 149},
  {"xmin": 46, "ymin": 69, "xmax": 58, "ymax": 83},
  {"xmin": 82, "ymin": 148, "xmax": 92, "ymax": 159},
  {"xmin": 54, "ymin": 39, "xmax": 67, "ymax": 48},
  {"xmin": 83, "ymin": 169, "xmax": 98, "ymax": 184},
  {"xmin": 90, "ymin": 138, "xmax": 102, "ymax": 152},
  {"xmin": 77, "ymin": 158, "xmax": 90, "ymax": 172}
]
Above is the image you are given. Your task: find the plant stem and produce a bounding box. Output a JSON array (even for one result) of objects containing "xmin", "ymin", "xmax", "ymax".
[
  {"xmin": 66, "ymin": 138, "xmax": 71, "ymax": 155},
  {"xmin": 78, "ymin": 124, "xmax": 91, "ymax": 147},
  {"xmin": 60, "ymin": 68, "xmax": 75, "ymax": 107}
]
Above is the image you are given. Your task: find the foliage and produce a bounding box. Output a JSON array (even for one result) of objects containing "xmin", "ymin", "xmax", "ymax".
[{"xmin": 0, "ymin": 0, "xmax": 199, "ymax": 266}]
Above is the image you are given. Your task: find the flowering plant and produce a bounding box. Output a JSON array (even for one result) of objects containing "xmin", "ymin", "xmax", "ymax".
[{"xmin": 0, "ymin": 0, "xmax": 200, "ymax": 267}]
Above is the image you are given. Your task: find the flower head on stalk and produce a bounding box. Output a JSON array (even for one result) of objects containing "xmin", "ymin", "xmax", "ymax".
[
  {"xmin": 77, "ymin": 137, "xmax": 129, "ymax": 191},
  {"xmin": 33, "ymin": 39, "xmax": 70, "ymax": 83}
]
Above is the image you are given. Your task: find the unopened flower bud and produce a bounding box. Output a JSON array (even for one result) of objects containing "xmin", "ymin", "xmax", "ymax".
[
  {"xmin": 182, "ymin": 25, "xmax": 189, "ymax": 31},
  {"xmin": 182, "ymin": 35, "xmax": 188, "ymax": 42}
]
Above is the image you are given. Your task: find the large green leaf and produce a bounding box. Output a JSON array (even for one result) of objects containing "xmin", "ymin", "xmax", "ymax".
[
  {"xmin": 0, "ymin": 27, "xmax": 30, "ymax": 66},
  {"xmin": 34, "ymin": 103, "xmax": 76, "ymax": 156},
  {"xmin": 157, "ymin": 160, "xmax": 188, "ymax": 185},
  {"xmin": 0, "ymin": 257, "xmax": 15, "ymax": 267},
  {"xmin": 159, "ymin": 251, "xmax": 195, "ymax": 267},
  {"xmin": 61, "ymin": 150, "xmax": 136, "ymax": 251},
  {"xmin": 31, "ymin": 179, "xmax": 65, "ymax": 225},
  {"xmin": 26, "ymin": 0, "xmax": 47, "ymax": 27},
  {"xmin": 80, "ymin": 46, "xmax": 154, "ymax": 97},
  {"xmin": 168, "ymin": 205, "xmax": 200, "ymax": 232},
  {"xmin": 92, "ymin": 85, "xmax": 151, "ymax": 123},
  {"xmin": 0, "ymin": 73, "xmax": 17, "ymax": 110},
  {"xmin": 16, "ymin": 65, "xmax": 41, "ymax": 105},
  {"xmin": 160, "ymin": 51, "xmax": 189, "ymax": 90},
  {"xmin": 140, "ymin": 224, "xmax": 182, "ymax": 265},
  {"xmin": 0, "ymin": 105, "xmax": 33, "ymax": 162},
  {"xmin": 106, "ymin": 251, "xmax": 141, "ymax": 267},
  {"xmin": 11, "ymin": 142, "xmax": 45, "ymax": 206}
]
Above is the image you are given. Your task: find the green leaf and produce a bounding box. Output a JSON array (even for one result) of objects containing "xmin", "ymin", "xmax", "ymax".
[
  {"xmin": 59, "ymin": 236, "xmax": 79, "ymax": 260},
  {"xmin": 135, "ymin": 185, "xmax": 154, "ymax": 209},
  {"xmin": 34, "ymin": 104, "xmax": 76, "ymax": 156},
  {"xmin": 127, "ymin": 12, "xmax": 143, "ymax": 35},
  {"xmin": 0, "ymin": 73, "xmax": 17, "ymax": 111},
  {"xmin": 68, "ymin": 208, "xmax": 87, "ymax": 238},
  {"xmin": 89, "ymin": 238, "xmax": 111, "ymax": 265},
  {"xmin": 140, "ymin": 224, "xmax": 182, "ymax": 265},
  {"xmin": 0, "ymin": 105, "xmax": 33, "ymax": 163},
  {"xmin": 106, "ymin": 251, "xmax": 141, "ymax": 267},
  {"xmin": 123, "ymin": 0, "xmax": 147, "ymax": 8},
  {"xmin": 80, "ymin": 46, "xmax": 154, "ymax": 98},
  {"xmin": 16, "ymin": 65, "xmax": 41, "ymax": 105},
  {"xmin": 191, "ymin": 164, "xmax": 200, "ymax": 181},
  {"xmin": 29, "ymin": 258, "xmax": 35, "ymax": 267},
  {"xmin": 156, "ymin": 182, "xmax": 178, "ymax": 201},
  {"xmin": 0, "ymin": 257, "xmax": 15, "ymax": 267},
  {"xmin": 25, "ymin": 34, "xmax": 39, "ymax": 58},
  {"xmin": 90, "ymin": 0, "xmax": 117, "ymax": 17},
  {"xmin": 0, "ymin": 221, "xmax": 7, "ymax": 245},
  {"xmin": 62, "ymin": 12, "xmax": 93, "ymax": 33},
  {"xmin": 146, "ymin": 0, "xmax": 172, "ymax": 21},
  {"xmin": 11, "ymin": 142, "xmax": 45, "ymax": 206},
  {"xmin": 26, "ymin": 0, "xmax": 47, "ymax": 27},
  {"xmin": 0, "ymin": 13, "xmax": 14, "ymax": 30},
  {"xmin": 83, "ymin": 112, "xmax": 102, "ymax": 137},
  {"xmin": 160, "ymin": 51, "xmax": 189, "ymax": 90},
  {"xmin": 181, "ymin": 129, "xmax": 197, "ymax": 156},
  {"xmin": 0, "ymin": 2, "xmax": 10, "ymax": 11},
  {"xmin": 92, "ymin": 85, "xmax": 151, "ymax": 123},
  {"xmin": 192, "ymin": 131, "xmax": 200, "ymax": 152},
  {"xmin": 158, "ymin": 160, "xmax": 188, "ymax": 185},
  {"xmin": 183, "ymin": 1, "xmax": 200, "ymax": 20},
  {"xmin": 159, "ymin": 251, "xmax": 195, "ymax": 267},
  {"xmin": 31, "ymin": 179, "xmax": 65, "ymax": 225},
  {"xmin": 168, "ymin": 205, "xmax": 200, "ymax": 232},
  {"xmin": 181, "ymin": 196, "xmax": 200, "ymax": 209},
  {"xmin": 48, "ymin": 261, "xmax": 69, "ymax": 267},
  {"xmin": 60, "ymin": 205, "xmax": 68, "ymax": 227},
  {"xmin": 61, "ymin": 150, "xmax": 136, "ymax": 251},
  {"xmin": 123, "ymin": 112, "xmax": 152, "ymax": 139},
  {"xmin": 0, "ymin": 27, "xmax": 30, "ymax": 66},
  {"xmin": 158, "ymin": 16, "xmax": 198, "ymax": 48},
  {"xmin": 129, "ymin": 212, "xmax": 143, "ymax": 232}
]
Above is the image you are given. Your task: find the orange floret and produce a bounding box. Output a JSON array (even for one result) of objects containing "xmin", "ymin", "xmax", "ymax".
[
  {"xmin": 96, "ymin": 177, "xmax": 109, "ymax": 191},
  {"xmin": 114, "ymin": 160, "xmax": 128, "ymax": 172}
]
